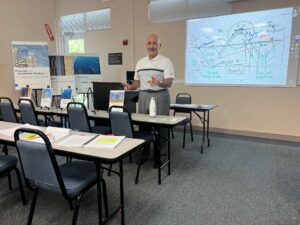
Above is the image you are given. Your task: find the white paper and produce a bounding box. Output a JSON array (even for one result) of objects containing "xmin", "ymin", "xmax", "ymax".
[
  {"xmin": 19, "ymin": 125, "xmax": 70, "ymax": 143},
  {"xmin": 46, "ymin": 126, "xmax": 71, "ymax": 141},
  {"xmin": 57, "ymin": 134, "xmax": 97, "ymax": 147}
]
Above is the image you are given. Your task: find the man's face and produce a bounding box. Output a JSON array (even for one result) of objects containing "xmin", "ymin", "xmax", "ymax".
[{"xmin": 146, "ymin": 35, "xmax": 160, "ymax": 59}]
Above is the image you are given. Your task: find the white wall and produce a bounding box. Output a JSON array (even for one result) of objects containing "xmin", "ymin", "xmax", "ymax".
[
  {"xmin": 54, "ymin": 0, "xmax": 134, "ymax": 83},
  {"xmin": 0, "ymin": 0, "xmax": 56, "ymax": 101}
]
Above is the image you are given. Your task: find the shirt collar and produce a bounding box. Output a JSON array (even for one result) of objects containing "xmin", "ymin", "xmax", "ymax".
[{"xmin": 147, "ymin": 53, "xmax": 161, "ymax": 61}]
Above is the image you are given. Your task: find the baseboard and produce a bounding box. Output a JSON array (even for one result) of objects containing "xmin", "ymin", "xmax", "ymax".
[
  {"xmin": 174, "ymin": 126, "xmax": 300, "ymax": 143},
  {"xmin": 210, "ymin": 127, "xmax": 300, "ymax": 142}
]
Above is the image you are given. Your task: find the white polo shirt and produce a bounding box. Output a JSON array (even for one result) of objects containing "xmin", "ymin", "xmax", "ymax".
[{"xmin": 134, "ymin": 54, "xmax": 175, "ymax": 91}]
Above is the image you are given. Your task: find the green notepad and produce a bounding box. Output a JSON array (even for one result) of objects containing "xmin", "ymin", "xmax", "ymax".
[
  {"xmin": 96, "ymin": 137, "xmax": 119, "ymax": 143},
  {"xmin": 84, "ymin": 135, "xmax": 126, "ymax": 149}
]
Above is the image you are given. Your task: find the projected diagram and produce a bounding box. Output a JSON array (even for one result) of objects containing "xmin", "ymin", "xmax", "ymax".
[{"xmin": 186, "ymin": 8, "xmax": 293, "ymax": 85}]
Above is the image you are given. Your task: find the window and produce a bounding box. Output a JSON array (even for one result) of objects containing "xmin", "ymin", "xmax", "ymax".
[
  {"xmin": 148, "ymin": 0, "xmax": 232, "ymax": 23},
  {"xmin": 60, "ymin": 8, "xmax": 111, "ymax": 34},
  {"xmin": 67, "ymin": 38, "xmax": 85, "ymax": 54},
  {"xmin": 60, "ymin": 8, "xmax": 111, "ymax": 53},
  {"xmin": 63, "ymin": 33, "xmax": 85, "ymax": 54}
]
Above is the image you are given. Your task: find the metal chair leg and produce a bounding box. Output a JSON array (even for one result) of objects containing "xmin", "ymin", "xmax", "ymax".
[
  {"xmin": 27, "ymin": 189, "xmax": 39, "ymax": 225},
  {"xmin": 69, "ymin": 200, "xmax": 74, "ymax": 210},
  {"xmin": 101, "ymin": 178, "xmax": 109, "ymax": 218},
  {"xmin": 190, "ymin": 123, "xmax": 194, "ymax": 142},
  {"xmin": 8, "ymin": 172, "xmax": 12, "ymax": 190},
  {"xmin": 183, "ymin": 125, "xmax": 186, "ymax": 148},
  {"xmin": 72, "ymin": 193, "xmax": 83, "ymax": 225},
  {"xmin": 107, "ymin": 164, "xmax": 113, "ymax": 176},
  {"xmin": 14, "ymin": 168, "xmax": 26, "ymax": 205},
  {"xmin": 3, "ymin": 145, "xmax": 12, "ymax": 190},
  {"xmin": 3, "ymin": 144, "xmax": 8, "ymax": 154},
  {"xmin": 171, "ymin": 128, "xmax": 174, "ymax": 139},
  {"xmin": 135, "ymin": 148, "xmax": 143, "ymax": 184},
  {"xmin": 129, "ymin": 154, "xmax": 132, "ymax": 163}
]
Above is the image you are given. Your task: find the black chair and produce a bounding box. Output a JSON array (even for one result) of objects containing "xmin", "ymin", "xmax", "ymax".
[
  {"xmin": 0, "ymin": 153, "xmax": 26, "ymax": 205},
  {"xmin": 109, "ymin": 105, "xmax": 156, "ymax": 184},
  {"xmin": 0, "ymin": 97, "xmax": 19, "ymax": 123},
  {"xmin": 0, "ymin": 97, "xmax": 19, "ymax": 154},
  {"xmin": 0, "ymin": 97, "xmax": 23, "ymax": 189},
  {"xmin": 18, "ymin": 98, "xmax": 40, "ymax": 126},
  {"xmin": 67, "ymin": 102, "xmax": 110, "ymax": 134},
  {"xmin": 172, "ymin": 93, "xmax": 194, "ymax": 148},
  {"xmin": 18, "ymin": 98, "xmax": 59, "ymax": 127},
  {"xmin": 14, "ymin": 128, "xmax": 108, "ymax": 225}
]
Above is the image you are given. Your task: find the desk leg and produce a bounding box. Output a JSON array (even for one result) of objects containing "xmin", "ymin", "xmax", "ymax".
[
  {"xmin": 167, "ymin": 127, "xmax": 171, "ymax": 175},
  {"xmin": 201, "ymin": 111, "xmax": 206, "ymax": 154},
  {"xmin": 119, "ymin": 160, "xmax": 125, "ymax": 225},
  {"xmin": 158, "ymin": 128, "xmax": 161, "ymax": 185},
  {"xmin": 156, "ymin": 127, "xmax": 171, "ymax": 185},
  {"xmin": 96, "ymin": 162, "xmax": 103, "ymax": 225},
  {"xmin": 207, "ymin": 111, "xmax": 210, "ymax": 147}
]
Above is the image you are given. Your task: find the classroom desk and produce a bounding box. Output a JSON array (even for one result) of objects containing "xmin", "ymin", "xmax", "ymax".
[
  {"xmin": 14, "ymin": 106, "xmax": 187, "ymax": 184},
  {"xmin": 0, "ymin": 121, "xmax": 144, "ymax": 225},
  {"xmin": 170, "ymin": 104, "xmax": 217, "ymax": 153},
  {"xmin": 43, "ymin": 109, "xmax": 186, "ymax": 184}
]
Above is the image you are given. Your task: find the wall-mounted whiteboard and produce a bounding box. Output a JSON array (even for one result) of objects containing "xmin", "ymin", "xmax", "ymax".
[
  {"xmin": 185, "ymin": 7, "xmax": 300, "ymax": 87},
  {"xmin": 12, "ymin": 41, "xmax": 51, "ymax": 90}
]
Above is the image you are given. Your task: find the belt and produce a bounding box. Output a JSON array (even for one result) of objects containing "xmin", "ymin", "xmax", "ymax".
[{"xmin": 141, "ymin": 89, "xmax": 167, "ymax": 93}]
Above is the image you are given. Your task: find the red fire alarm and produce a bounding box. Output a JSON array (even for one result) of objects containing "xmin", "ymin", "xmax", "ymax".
[
  {"xmin": 123, "ymin": 39, "xmax": 128, "ymax": 46},
  {"xmin": 44, "ymin": 23, "xmax": 55, "ymax": 41}
]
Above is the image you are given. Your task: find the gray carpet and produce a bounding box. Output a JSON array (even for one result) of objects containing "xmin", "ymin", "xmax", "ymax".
[{"xmin": 1, "ymin": 131, "xmax": 300, "ymax": 225}]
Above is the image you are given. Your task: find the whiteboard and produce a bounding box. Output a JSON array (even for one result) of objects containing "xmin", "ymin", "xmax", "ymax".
[{"xmin": 185, "ymin": 7, "xmax": 300, "ymax": 87}]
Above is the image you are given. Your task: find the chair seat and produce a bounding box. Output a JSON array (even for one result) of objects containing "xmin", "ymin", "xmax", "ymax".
[
  {"xmin": 39, "ymin": 119, "xmax": 60, "ymax": 127},
  {"xmin": 0, "ymin": 155, "xmax": 17, "ymax": 172},
  {"xmin": 91, "ymin": 125, "xmax": 110, "ymax": 134},
  {"xmin": 60, "ymin": 161, "xmax": 98, "ymax": 198},
  {"xmin": 38, "ymin": 120, "xmax": 47, "ymax": 127},
  {"xmin": 178, "ymin": 118, "xmax": 191, "ymax": 125},
  {"xmin": 134, "ymin": 131, "xmax": 154, "ymax": 143}
]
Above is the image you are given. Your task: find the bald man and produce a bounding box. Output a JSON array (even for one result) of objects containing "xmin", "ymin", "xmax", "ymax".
[{"xmin": 125, "ymin": 34, "xmax": 174, "ymax": 115}]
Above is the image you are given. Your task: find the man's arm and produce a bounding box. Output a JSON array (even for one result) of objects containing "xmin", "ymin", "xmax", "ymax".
[
  {"xmin": 124, "ymin": 80, "xmax": 140, "ymax": 91},
  {"xmin": 149, "ymin": 77, "xmax": 173, "ymax": 88}
]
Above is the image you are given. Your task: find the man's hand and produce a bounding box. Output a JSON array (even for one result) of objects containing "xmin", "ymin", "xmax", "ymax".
[
  {"xmin": 148, "ymin": 76, "xmax": 160, "ymax": 87},
  {"xmin": 124, "ymin": 83, "xmax": 131, "ymax": 91},
  {"xmin": 124, "ymin": 80, "xmax": 140, "ymax": 91}
]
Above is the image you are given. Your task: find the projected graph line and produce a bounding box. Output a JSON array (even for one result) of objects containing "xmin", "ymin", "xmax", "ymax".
[{"xmin": 190, "ymin": 20, "xmax": 289, "ymax": 77}]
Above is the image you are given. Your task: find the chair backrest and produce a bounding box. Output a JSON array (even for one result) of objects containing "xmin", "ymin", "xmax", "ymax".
[
  {"xmin": 67, "ymin": 102, "xmax": 92, "ymax": 132},
  {"xmin": 174, "ymin": 93, "xmax": 192, "ymax": 114},
  {"xmin": 109, "ymin": 106, "xmax": 134, "ymax": 138},
  {"xmin": 0, "ymin": 97, "xmax": 18, "ymax": 123},
  {"xmin": 14, "ymin": 128, "xmax": 68, "ymax": 197},
  {"xmin": 18, "ymin": 98, "xmax": 39, "ymax": 125}
]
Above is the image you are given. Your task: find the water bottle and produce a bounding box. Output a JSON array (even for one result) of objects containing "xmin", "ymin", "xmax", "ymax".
[{"xmin": 149, "ymin": 97, "xmax": 156, "ymax": 118}]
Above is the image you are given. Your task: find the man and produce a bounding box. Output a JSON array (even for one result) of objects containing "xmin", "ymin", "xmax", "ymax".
[
  {"xmin": 125, "ymin": 34, "xmax": 175, "ymax": 162},
  {"xmin": 125, "ymin": 33, "xmax": 174, "ymax": 115}
]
